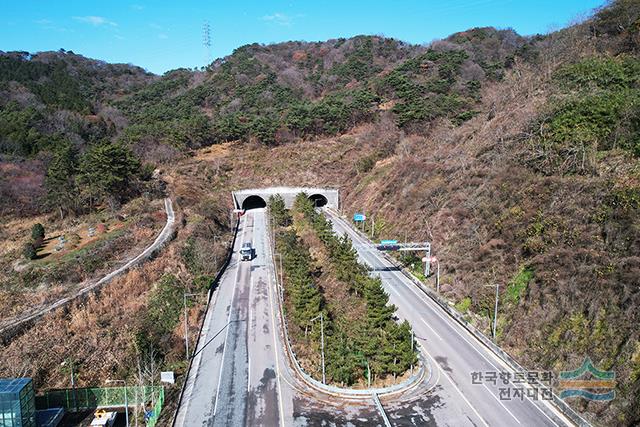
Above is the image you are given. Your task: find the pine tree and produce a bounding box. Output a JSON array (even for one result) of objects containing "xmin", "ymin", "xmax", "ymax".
[
  {"xmin": 77, "ymin": 141, "xmax": 140, "ymax": 210},
  {"xmin": 268, "ymin": 194, "xmax": 291, "ymax": 227},
  {"xmin": 45, "ymin": 142, "xmax": 78, "ymax": 219},
  {"xmin": 364, "ymin": 277, "xmax": 396, "ymax": 329}
]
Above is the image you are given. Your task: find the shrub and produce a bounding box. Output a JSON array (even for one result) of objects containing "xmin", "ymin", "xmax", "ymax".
[
  {"xmin": 31, "ymin": 223, "xmax": 45, "ymax": 241},
  {"xmin": 23, "ymin": 242, "xmax": 37, "ymax": 260},
  {"xmin": 455, "ymin": 297, "xmax": 472, "ymax": 313}
]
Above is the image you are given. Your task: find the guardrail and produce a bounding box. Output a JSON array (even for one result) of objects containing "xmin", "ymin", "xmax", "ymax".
[
  {"xmin": 265, "ymin": 208, "xmax": 427, "ymax": 398},
  {"xmin": 0, "ymin": 198, "xmax": 177, "ymax": 345},
  {"xmin": 327, "ymin": 208, "xmax": 592, "ymax": 427},
  {"xmin": 171, "ymin": 214, "xmax": 240, "ymax": 426}
]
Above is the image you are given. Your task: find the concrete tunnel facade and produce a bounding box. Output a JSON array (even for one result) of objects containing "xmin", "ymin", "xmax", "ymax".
[{"xmin": 232, "ymin": 187, "xmax": 339, "ymax": 211}]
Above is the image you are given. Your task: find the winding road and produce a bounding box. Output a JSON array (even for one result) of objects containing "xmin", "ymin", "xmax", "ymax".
[{"xmin": 325, "ymin": 209, "xmax": 573, "ymax": 427}]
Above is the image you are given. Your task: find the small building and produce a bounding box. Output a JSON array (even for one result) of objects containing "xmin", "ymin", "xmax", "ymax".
[{"xmin": 0, "ymin": 378, "xmax": 36, "ymax": 427}]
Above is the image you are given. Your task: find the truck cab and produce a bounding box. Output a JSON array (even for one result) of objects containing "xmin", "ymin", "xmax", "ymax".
[{"xmin": 240, "ymin": 242, "xmax": 253, "ymax": 261}]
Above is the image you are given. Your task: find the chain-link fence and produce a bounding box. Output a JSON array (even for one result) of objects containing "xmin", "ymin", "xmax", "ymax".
[{"xmin": 35, "ymin": 386, "xmax": 164, "ymax": 425}]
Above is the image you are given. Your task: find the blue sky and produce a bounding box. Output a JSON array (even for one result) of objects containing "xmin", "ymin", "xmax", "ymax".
[{"xmin": 2, "ymin": 0, "xmax": 605, "ymax": 75}]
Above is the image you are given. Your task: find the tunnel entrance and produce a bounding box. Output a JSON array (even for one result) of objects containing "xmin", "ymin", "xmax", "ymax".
[
  {"xmin": 309, "ymin": 194, "xmax": 328, "ymax": 207},
  {"xmin": 242, "ymin": 195, "xmax": 267, "ymax": 210}
]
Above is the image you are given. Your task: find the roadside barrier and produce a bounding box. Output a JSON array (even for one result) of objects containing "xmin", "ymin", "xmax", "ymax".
[
  {"xmin": 327, "ymin": 208, "xmax": 592, "ymax": 427},
  {"xmin": 264, "ymin": 208, "xmax": 428, "ymax": 399},
  {"xmin": 0, "ymin": 198, "xmax": 176, "ymax": 345}
]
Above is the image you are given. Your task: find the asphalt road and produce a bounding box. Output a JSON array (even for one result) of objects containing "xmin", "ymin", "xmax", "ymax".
[
  {"xmin": 325, "ymin": 209, "xmax": 573, "ymax": 427},
  {"xmin": 175, "ymin": 209, "xmax": 293, "ymax": 426},
  {"xmin": 174, "ymin": 209, "xmax": 381, "ymax": 427},
  {"xmin": 175, "ymin": 206, "xmax": 573, "ymax": 426}
]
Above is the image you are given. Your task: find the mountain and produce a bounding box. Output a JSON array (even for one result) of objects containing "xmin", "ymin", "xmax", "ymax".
[{"xmin": 0, "ymin": 0, "xmax": 639, "ymax": 425}]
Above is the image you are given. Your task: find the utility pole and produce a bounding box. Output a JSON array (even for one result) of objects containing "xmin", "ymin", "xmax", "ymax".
[
  {"xmin": 493, "ymin": 283, "xmax": 499, "ymax": 340},
  {"xmin": 213, "ymin": 235, "xmax": 221, "ymax": 268},
  {"xmin": 311, "ymin": 313, "xmax": 325, "ymax": 384},
  {"xmin": 61, "ymin": 359, "xmax": 78, "ymax": 412},
  {"xmin": 436, "ymin": 259, "xmax": 440, "ymax": 293},
  {"xmin": 371, "ymin": 215, "xmax": 375, "ymax": 238},
  {"xmin": 410, "ymin": 330, "xmax": 414, "ymax": 374}
]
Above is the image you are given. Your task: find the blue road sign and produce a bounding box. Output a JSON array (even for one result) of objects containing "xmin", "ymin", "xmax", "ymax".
[
  {"xmin": 353, "ymin": 213, "xmax": 366, "ymax": 221},
  {"xmin": 380, "ymin": 239, "xmax": 398, "ymax": 245}
]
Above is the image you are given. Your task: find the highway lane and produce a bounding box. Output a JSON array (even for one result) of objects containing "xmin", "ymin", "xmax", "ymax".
[
  {"xmin": 326, "ymin": 209, "xmax": 572, "ymax": 427},
  {"xmin": 175, "ymin": 210, "xmax": 292, "ymax": 426},
  {"xmin": 181, "ymin": 206, "xmax": 521, "ymax": 426},
  {"xmin": 176, "ymin": 209, "xmax": 380, "ymax": 426}
]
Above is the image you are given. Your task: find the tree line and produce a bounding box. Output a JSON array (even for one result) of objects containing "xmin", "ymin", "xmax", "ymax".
[
  {"xmin": 269, "ymin": 194, "xmax": 417, "ymax": 386},
  {"xmin": 45, "ymin": 140, "xmax": 150, "ymax": 218}
]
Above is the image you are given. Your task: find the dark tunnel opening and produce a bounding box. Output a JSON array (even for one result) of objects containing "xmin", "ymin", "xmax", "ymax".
[
  {"xmin": 242, "ymin": 195, "xmax": 267, "ymax": 210},
  {"xmin": 309, "ymin": 194, "xmax": 328, "ymax": 207}
]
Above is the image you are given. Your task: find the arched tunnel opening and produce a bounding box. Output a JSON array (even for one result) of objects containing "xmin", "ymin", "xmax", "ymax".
[
  {"xmin": 242, "ymin": 195, "xmax": 267, "ymax": 210},
  {"xmin": 309, "ymin": 194, "xmax": 328, "ymax": 207}
]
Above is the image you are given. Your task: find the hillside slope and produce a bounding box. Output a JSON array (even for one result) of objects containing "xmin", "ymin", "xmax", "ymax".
[
  {"xmin": 161, "ymin": 2, "xmax": 639, "ymax": 424},
  {"xmin": 0, "ymin": 0, "xmax": 639, "ymax": 425}
]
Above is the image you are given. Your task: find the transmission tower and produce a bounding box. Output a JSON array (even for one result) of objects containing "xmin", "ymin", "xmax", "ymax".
[{"xmin": 202, "ymin": 21, "xmax": 212, "ymax": 66}]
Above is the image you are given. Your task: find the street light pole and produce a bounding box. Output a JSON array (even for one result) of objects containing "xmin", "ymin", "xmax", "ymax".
[
  {"xmin": 311, "ymin": 313, "xmax": 326, "ymax": 384},
  {"xmin": 274, "ymin": 253, "xmax": 283, "ymax": 286},
  {"xmin": 493, "ymin": 283, "xmax": 499, "ymax": 340},
  {"xmin": 106, "ymin": 379, "xmax": 128, "ymax": 427},
  {"xmin": 213, "ymin": 235, "xmax": 221, "ymax": 268}
]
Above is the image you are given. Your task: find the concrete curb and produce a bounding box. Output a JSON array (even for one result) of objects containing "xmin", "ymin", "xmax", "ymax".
[
  {"xmin": 0, "ymin": 198, "xmax": 177, "ymax": 345},
  {"xmin": 328, "ymin": 208, "xmax": 592, "ymax": 427},
  {"xmin": 265, "ymin": 208, "xmax": 428, "ymax": 400}
]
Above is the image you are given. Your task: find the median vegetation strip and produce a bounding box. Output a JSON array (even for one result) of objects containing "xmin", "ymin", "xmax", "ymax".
[{"xmin": 269, "ymin": 193, "xmax": 417, "ymax": 387}]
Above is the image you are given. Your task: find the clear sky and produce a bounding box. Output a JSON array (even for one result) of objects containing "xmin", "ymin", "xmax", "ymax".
[{"xmin": 2, "ymin": 0, "xmax": 606, "ymax": 75}]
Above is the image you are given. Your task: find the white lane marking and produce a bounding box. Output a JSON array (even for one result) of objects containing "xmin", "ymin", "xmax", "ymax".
[
  {"xmin": 265, "ymin": 212, "xmax": 286, "ymax": 427},
  {"xmin": 330, "ymin": 212, "xmax": 562, "ymax": 427},
  {"xmin": 213, "ymin": 214, "xmax": 247, "ymax": 416},
  {"xmin": 385, "ymin": 267, "xmax": 560, "ymax": 427},
  {"xmin": 248, "ymin": 274, "xmax": 253, "ymax": 392},
  {"xmin": 483, "ymin": 383, "xmax": 521, "ymax": 424},
  {"xmin": 437, "ymin": 364, "xmax": 490, "ymax": 427},
  {"xmin": 421, "ymin": 318, "xmax": 443, "ymax": 341}
]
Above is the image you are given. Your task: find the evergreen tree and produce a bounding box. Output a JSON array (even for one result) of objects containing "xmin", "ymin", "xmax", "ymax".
[
  {"xmin": 22, "ymin": 242, "xmax": 37, "ymax": 260},
  {"xmin": 31, "ymin": 223, "xmax": 45, "ymax": 241},
  {"xmin": 45, "ymin": 142, "xmax": 78, "ymax": 219},
  {"xmin": 364, "ymin": 277, "xmax": 396, "ymax": 329},
  {"xmin": 77, "ymin": 141, "xmax": 140, "ymax": 210},
  {"xmin": 268, "ymin": 194, "xmax": 291, "ymax": 227}
]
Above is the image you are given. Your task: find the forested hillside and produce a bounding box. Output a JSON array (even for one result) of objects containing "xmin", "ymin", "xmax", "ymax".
[{"xmin": 1, "ymin": 0, "xmax": 639, "ymax": 425}]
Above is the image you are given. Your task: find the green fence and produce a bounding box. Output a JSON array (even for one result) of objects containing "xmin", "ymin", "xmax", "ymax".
[{"xmin": 36, "ymin": 386, "xmax": 164, "ymax": 425}]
